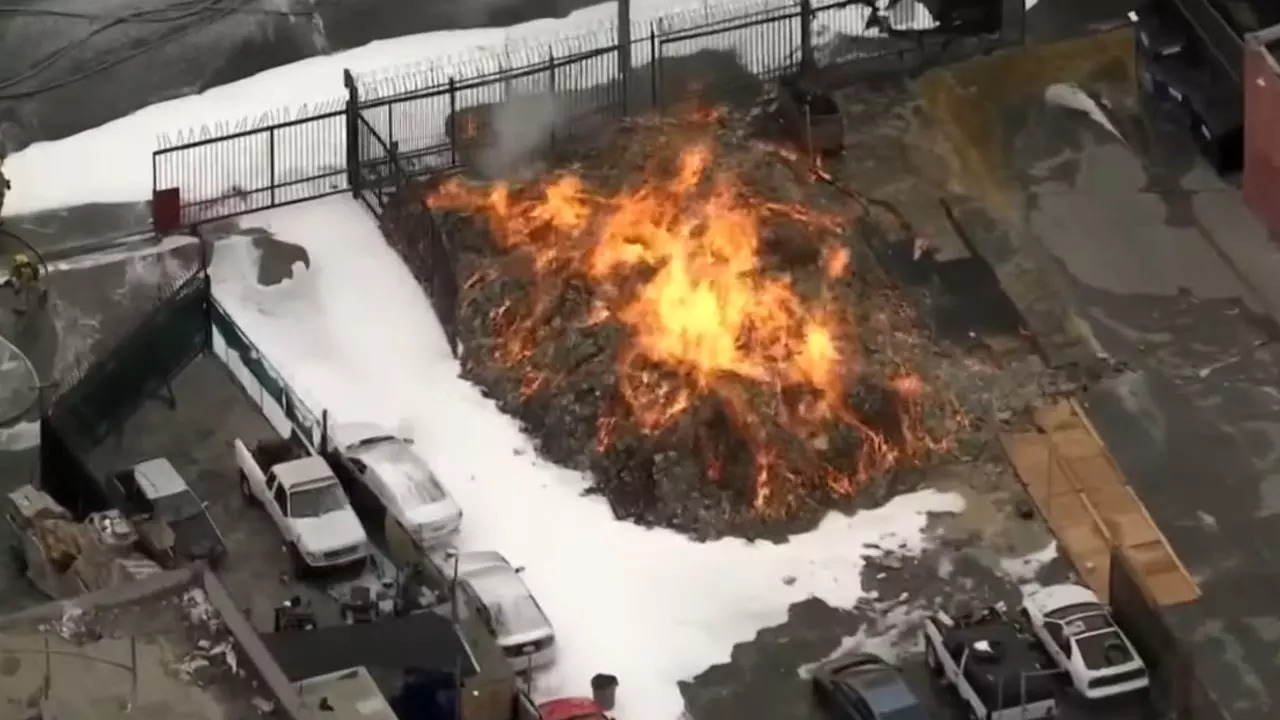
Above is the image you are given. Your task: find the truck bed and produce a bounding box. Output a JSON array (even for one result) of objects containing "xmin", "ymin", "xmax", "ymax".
[{"xmin": 250, "ymin": 438, "xmax": 307, "ymax": 472}]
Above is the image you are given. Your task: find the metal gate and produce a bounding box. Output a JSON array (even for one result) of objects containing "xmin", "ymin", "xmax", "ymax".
[{"xmin": 41, "ymin": 269, "xmax": 211, "ymax": 514}]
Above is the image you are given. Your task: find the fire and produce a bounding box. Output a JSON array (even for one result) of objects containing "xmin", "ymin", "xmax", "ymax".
[{"xmin": 430, "ymin": 122, "xmax": 952, "ymax": 517}]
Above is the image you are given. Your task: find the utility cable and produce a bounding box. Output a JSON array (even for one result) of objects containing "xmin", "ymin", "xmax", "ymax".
[
  {"xmin": 0, "ymin": 1, "xmax": 332, "ymax": 21},
  {"xmin": 0, "ymin": 0, "xmax": 235, "ymax": 93},
  {"xmin": 0, "ymin": 0, "xmax": 253, "ymax": 99}
]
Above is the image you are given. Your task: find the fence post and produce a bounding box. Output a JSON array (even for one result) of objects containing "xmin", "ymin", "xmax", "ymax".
[
  {"xmin": 448, "ymin": 77, "xmax": 458, "ymax": 168},
  {"xmin": 343, "ymin": 69, "xmax": 360, "ymax": 199},
  {"xmin": 799, "ymin": 0, "xmax": 814, "ymax": 73},
  {"xmin": 547, "ymin": 50, "xmax": 557, "ymax": 151},
  {"xmin": 198, "ymin": 227, "xmax": 213, "ymax": 352},
  {"xmin": 618, "ymin": 0, "xmax": 632, "ymax": 115},
  {"xmin": 649, "ymin": 25, "xmax": 659, "ymax": 111},
  {"xmin": 268, "ymin": 127, "xmax": 277, "ymax": 208}
]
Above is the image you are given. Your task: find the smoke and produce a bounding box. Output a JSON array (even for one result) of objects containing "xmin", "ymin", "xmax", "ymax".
[
  {"xmin": 475, "ymin": 91, "xmax": 566, "ymax": 180},
  {"xmin": 455, "ymin": 0, "xmax": 528, "ymax": 28}
]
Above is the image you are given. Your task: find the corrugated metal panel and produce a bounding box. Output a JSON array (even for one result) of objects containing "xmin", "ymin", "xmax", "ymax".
[{"xmin": 1243, "ymin": 33, "xmax": 1280, "ymax": 241}]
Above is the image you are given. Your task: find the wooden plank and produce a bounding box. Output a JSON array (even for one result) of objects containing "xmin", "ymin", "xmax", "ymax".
[
  {"xmin": 1002, "ymin": 403, "xmax": 1201, "ymax": 607},
  {"xmin": 1124, "ymin": 487, "xmax": 1201, "ymax": 604}
]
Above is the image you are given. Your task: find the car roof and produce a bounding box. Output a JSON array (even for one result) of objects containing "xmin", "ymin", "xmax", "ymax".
[
  {"xmin": 462, "ymin": 561, "xmax": 550, "ymax": 639},
  {"xmin": 132, "ymin": 458, "xmax": 189, "ymax": 498},
  {"xmin": 274, "ymin": 456, "xmax": 336, "ymax": 487}
]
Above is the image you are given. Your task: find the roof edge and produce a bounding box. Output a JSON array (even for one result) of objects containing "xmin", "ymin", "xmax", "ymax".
[{"xmin": 199, "ymin": 568, "xmax": 307, "ymax": 720}]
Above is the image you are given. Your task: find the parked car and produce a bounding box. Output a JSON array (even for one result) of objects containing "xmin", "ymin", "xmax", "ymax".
[
  {"xmin": 811, "ymin": 652, "xmax": 931, "ymax": 720},
  {"xmin": 444, "ymin": 550, "xmax": 556, "ymax": 672},
  {"xmin": 106, "ymin": 458, "xmax": 225, "ymax": 565},
  {"xmin": 538, "ymin": 697, "xmax": 609, "ymax": 720},
  {"xmin": 328, "ymin": 423, "xmax": 462, "ymax": 548},
  {"xmin": 920, "ymin": 604, "xmax": 1057, "ymax": 720},
  {"xmin": 235, "ymin": 437, "xmax": 370, "ymax": 572},
  {"xmin": 1021, "ymin": 583, "xmax": 1150, "ymax": 699}
]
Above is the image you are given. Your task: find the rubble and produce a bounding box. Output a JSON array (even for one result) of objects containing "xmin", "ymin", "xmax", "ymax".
[{"xmin": 428, "ymin": 106, "xmax": 1043, "ymax": 540}]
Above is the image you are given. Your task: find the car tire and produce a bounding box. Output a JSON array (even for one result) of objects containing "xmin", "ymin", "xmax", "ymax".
[
  {"xmin": 286, "ymin": 542, "xmax": 310, "ymax": 577},
  {"xmin": 239, "ymin": 472, "xmax": 256, "ymax": 504},
  {"xmin": 925, "ymin": 641, "xmax": 941, "ymax": 675}
]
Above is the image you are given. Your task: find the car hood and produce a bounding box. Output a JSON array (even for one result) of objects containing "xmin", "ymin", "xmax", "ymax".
[
  {"xmin": 292, "ymin": 510, "xmax": 367, "ymax": 552},
  {"xmin": 168, "ymin": 516, "xmax": 224, "ymax": 560},
  {"xmin": 1027, "ymin": 583, "xmax": 1099, "ymax": 613}
]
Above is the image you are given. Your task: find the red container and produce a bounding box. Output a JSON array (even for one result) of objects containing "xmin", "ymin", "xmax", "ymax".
[{"xmin": 1243, "ymin": 26, "xmax": 1280, "ymax": 241}]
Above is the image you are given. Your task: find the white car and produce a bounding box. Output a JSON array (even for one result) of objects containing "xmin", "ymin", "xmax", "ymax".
[
  {"xmin": 329, "ymin": 424, "xmax": 462, "ymax": 548},
  {"xmin": 443, "ymin": 551, "xmax": 556, "ymax": 672},
  {"xmin": 1022, "ymin": 584, "xmax": 1150, "ymax": 699}
]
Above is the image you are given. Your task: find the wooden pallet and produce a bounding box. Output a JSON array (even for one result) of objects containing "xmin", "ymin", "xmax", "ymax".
[{"xmin": 1000, "ymin": 400, "xmax": 1200, "ymax": 606}]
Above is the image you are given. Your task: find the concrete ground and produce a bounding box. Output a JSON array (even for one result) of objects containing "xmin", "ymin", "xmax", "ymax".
[
  {"xmin": 915, "ymin": 27, "xmax": 1280, "ymax": 720},
  {"xmin": 0, "ymin": 577, "xmax": 263, "ymax": 719}
]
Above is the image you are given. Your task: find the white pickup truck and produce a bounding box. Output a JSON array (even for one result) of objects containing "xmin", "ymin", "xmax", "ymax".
[{"xmin": 235, "ymin": 438, "xmax": 370, "ymax": 573}]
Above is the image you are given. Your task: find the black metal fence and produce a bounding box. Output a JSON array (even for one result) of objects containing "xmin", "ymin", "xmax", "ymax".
[
  {"xmin": 353, "ymin": 94, "xmax": 460, "ymax": 353},
  {"xmin": 153, "ymin": 109, "xmax": 349, "ymax": 228},
  {"xmin": 1109, "ymin": 548, "xmax": 1222, "ymax": 720},
  {"xmin": 151, "ymin": 0, "xmax": 1022, "ymax": 228},
  {"xmin": 40, "ymin": 267, "xmax": 212, "ymax": 516}
]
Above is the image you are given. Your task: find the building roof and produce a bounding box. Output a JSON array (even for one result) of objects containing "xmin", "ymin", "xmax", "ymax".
[
  {"xmin": 260, "ymin": 610, "xmax": 479, "ymax": 682},
  {"xmin": 0, "ymin": 567, "xmax": 305, "ymax": 720},
  {"xmin": 297, "ymin": 666, "xmax": 398, "ymax": 720}
]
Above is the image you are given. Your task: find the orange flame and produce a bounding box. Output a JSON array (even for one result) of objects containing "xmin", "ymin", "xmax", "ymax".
[{"xmin": 430, "ymin": 128, "xmax": 950, "ymax": 516}]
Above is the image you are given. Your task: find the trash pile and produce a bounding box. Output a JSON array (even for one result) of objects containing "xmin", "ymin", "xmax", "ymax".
[{"xmin": 429, "ymin": 108, "xmax": 985, "ymax": 539}]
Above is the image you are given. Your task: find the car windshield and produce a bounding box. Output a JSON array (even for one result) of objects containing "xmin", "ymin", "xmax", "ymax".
[
  {"xmin": 350, "ymin": 439, "xmax": 447, "ymax": 506},
  {"xmin": 857, "ymin": 673, "xmax": 923, "ymax": 718},
  {"xmin": 289, "ymin": 482, "xmax": 348, "ymax": 518},
  {"xmin": 491, "ymin": 594, "xmax": 548, "ymax": 639},
  {"xmin": 152, "ymin": 491, "xmax": 204, "ymax": 521}
]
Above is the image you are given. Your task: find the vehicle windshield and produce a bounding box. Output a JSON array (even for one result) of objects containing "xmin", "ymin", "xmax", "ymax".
[
  {"xmin": 288, "ymin": 482, "xmax": 348, "ymax": 518},
  {"xmin": 152, "ymin": 491, "xmax": 204, "ymax": 522},
  {"xmin": 857, "ymin": 672, "xmax": 924, "ymax": 720},
  {"xmin": 350, "ymin": 439, "xmax": 447, "ymax": 505}
]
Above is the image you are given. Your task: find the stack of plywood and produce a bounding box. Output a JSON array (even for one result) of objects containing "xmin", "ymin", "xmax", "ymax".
[{"xmin": 1000, "ymin": 401, "xmax": 1200, "ymax": 606}]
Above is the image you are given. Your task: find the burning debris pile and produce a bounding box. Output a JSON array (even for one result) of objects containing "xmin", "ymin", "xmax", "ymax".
[{"xmin": 431, "ymin": 109, "xmax": 968, "ymax": 539}]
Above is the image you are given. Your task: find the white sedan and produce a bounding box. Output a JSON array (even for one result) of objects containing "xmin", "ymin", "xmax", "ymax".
[
  {"xmin": 330, "ymin": 424, "xmax": 462, "ymax": 548},
  {"xmin": 1021, "ymin": 584, "xmax": 1150, "ymax": 699}
]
